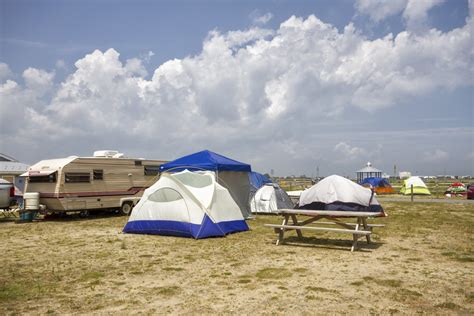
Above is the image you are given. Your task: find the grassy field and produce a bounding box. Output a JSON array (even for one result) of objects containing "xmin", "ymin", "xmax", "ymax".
[{"xmin": 0, "ymin": 201, "xmax": 473, "ymax": 315}]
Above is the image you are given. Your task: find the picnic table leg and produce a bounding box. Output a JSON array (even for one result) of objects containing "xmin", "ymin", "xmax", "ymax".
[
  {"xmin": 276, "ymin": 214, "xmax": 289, "ymax": 246},
  {"xmin": 351, "ymin": 223, "xmax": 360, "ymax": 252},
  {"xmin": 290, "ymin": 214, "xmax": 303, "ymax": 238},
  {"xmin": 361, "ymin": 218, "xmax": 371, "ymax": 244}
]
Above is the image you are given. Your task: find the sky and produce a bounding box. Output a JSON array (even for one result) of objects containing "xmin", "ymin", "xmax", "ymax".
[{"xmin": 0, "ymin": 0, "xmax": 473, "ymax": 178}]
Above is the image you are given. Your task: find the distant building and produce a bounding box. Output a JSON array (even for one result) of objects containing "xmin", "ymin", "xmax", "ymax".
[
  {"xmin": 399, "ymin": 171, "xmax": 411, "ymax": 179},
  {"xmin": 0, "ymin": 153, "xmax": 29, "ymax": 196},
  {"xmin": 356, "ymin": 162, "xmax": 382, "ymax": 182}
]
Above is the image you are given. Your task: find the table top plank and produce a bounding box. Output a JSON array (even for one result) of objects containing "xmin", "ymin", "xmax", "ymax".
[
  {"xmin": 277, "ymin": 209, "xmax": 384, "ymax": 218},
  {"xmin": 264, "ymin": 224, "xmax": 372, "ymax": 235}
]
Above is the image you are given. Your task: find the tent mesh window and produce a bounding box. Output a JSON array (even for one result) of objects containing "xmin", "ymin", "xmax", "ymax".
[
  {"xmin": 65, "ymin": 172, "xmax": 90, "ymax": 183},
  {"xmin": 149, "ymin": 188, "xmax": 185, "ymax": 203}
]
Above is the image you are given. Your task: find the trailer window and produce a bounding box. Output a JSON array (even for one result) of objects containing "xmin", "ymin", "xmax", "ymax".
[
  {"xmin": 144, "ymin": 166, "xmax": 160, "ymax": 176},
  {"xmin": 135, "ymin": 160, "xmax": 142, "ymax": 166},
  {"xmin": 29, "ymin": 172, "xmax": 57, "ymax": 183},
  {"xmin": 65, "ymin": 172, "xmax": 90, "ymax": 183},
  {"xmin": 93, "ymin": 169, "xmax": 103, "ymax": 180}
]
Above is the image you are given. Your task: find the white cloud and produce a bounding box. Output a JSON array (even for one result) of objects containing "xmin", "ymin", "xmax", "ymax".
[
  {"xmin": 22, "ymin": 67, "xmax": 55, "ymax": 95},
  {"xmin": 355, "ymin": 0, "xmax": 407, "ymax": 22},
  {"xmin": 0, "ymin": 63, "xmax": 13, "ymax": 82},
  {"xmin": 423, "ymin": 149, "xmax": 449, "ymax": 162},
  {"xmin": 1, "ymin": 13, "xmax": 473, "ymax": 175},
  {"xmin": 355, "ymin": 0, "xmax": 446, "ymax": 32},
  {"xmin": 125, "ymin": 58, "xmax": 148, "ymax": 77},
  {"xmin": 403, "ymin": 0, "xmax": 445, "ymax": 32},
  {"xmin": 253, "ymin": 12, "xmax": 273, "ymax": 25}
]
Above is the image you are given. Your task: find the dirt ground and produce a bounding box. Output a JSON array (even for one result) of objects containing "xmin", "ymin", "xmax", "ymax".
[{"xmin": 0, "ymin": 201, "xmax": 472, "ymax": 315}]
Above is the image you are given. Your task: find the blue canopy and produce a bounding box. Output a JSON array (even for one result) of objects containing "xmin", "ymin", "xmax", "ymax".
[
  {"xmin": 249, "ymin": 172, "xmax": 272, "ymax": 189},
  {"xmin": 360, "ymin": 177, "xmax": 391, "ymax": 188},
  {"xmin": 159, "ymin": 150, "xmax": 251, "ymax": 173}
]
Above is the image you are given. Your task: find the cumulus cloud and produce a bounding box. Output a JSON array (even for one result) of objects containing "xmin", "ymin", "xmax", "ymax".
[
  {"xmin": 22, "ymin": 67, "xmax": 55, "ymax": 95},
  {"xmin": 0, "ymin": 63, "xmax": 13, "ymax": 82},
  {"xmin": 403, "ymin": 0, "xmax": 445, "ymax": 32},
  {"xmin": 355, "ymin": 0, "xmax": 446, "ymax": 32},
  {"xmin": 1, "ymin": 12, "xmax": 473, "ymax": 175},
  {"xmin": 355, "ymin": 0, "xmax": 407, "ymax": 22}
]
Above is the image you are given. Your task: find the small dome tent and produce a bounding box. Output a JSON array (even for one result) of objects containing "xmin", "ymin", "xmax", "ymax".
[
  {"xmin": 359, "ymin": 177, "xmax": 394, "ymax": 194},
  {"xmin": 123, "ymin": 170, "xmax": 249, "ymax": 239},
  {"xmin": 159, "ymin": 150, "xmax": 253, "ymax": 219},
  {"xmin": 298, "ymin": 175, "xmax": 385, "ymax": 214},
  {"xmin": 250, "ymin": 183, "xmax": 294, "ymax": 214},
  {"xmin": 400, "ymin": 176, "xmax": 431, "ymax": 195}
]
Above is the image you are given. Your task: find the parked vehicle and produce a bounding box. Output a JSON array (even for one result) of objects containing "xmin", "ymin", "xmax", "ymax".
[
  {"xmin": 0, "ymin": 179, "xmax": 14, "ymax": 209},
  {"xmin": 467, "ymin": 184, "xmax": 474, "ymax": 200},
  {"xmin": 23, "ymin": 152, "xmax": 167, "ymax": 216}
]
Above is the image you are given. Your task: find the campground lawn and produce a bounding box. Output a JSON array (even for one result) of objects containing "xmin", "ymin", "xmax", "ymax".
[{"xmin": 0, "ymin": 201, "xmax": 472, "ymax": 315}]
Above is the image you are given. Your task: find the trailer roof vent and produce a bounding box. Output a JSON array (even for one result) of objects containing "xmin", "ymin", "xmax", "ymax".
[{"xmin": 93, "ymin": 150, "xmax": 122, "ymax": 158}]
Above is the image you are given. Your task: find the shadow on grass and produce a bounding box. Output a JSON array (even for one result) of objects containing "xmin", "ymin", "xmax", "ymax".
[
  {"xmin": 276, "ymin": 235, "xmax": 384, "ymax": 252},
  {"xmin": 40, "ymin": 211, "xmax": 125, "ymax": 222}
]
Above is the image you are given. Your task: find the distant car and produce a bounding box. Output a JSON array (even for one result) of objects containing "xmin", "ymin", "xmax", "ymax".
[
  {"xmin": 0, "ymin": 179, "xmax": 14, "ymax": 209},
  {"xmin": 467, "ymin": 184, "xmax": 474, "ymax": 200}
]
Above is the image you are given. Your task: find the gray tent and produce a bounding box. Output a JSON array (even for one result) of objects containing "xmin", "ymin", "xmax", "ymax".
[{"xmin": 250, "ymin": 184, "xmax": 294, "ymax": 214}]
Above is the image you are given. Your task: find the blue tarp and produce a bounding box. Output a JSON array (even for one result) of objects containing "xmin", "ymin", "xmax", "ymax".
[
  {"xmin": 159, "ymin": 150, "xmax": 251, "ymax": 172},
  {"xmin": 360, "ymin": 177, "xmax": 391, "ymax": 188},
  {"xmin": 249, "ymin": 172, "xmax": 272, "ymax": 189}
]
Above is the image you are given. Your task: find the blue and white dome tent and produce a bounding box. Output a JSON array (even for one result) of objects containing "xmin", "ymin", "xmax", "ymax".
[
  {"xmin": 123, "ymin": 170, "xmax": 249, "ymax": 239},
  {"xmin": 160, "ymin": 150, "xmax": 253, "ymax": 218}
]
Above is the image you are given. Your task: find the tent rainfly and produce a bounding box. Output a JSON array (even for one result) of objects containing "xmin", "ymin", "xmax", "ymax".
[
  {"xmin": 250, "ymin": 183, "xmax": 294, "ymax": 214},
  {"xmin": 249, "ymin": 172, "xmax": 272, "ymax": 191},
  {"xmin": 159, "ymin": 150, "xmax": 253, "ymax": 218},
  {"xmin": 359, "ymin": 177, "xmax": 394, "ymax": 194},
  {"xmin": 400, "ymin": 176, "xmax": 431, "ymax": 195},
  {"xmin": 123, "ymin": 170, "xmax": 249, "ymax": 238},
  {"xmin": 298, "ymin": 175, "xmax": 385, "ymax": 214}
]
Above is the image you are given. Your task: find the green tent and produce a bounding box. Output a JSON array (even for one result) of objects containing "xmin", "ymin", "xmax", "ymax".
[{"xmin": 400, "ymin": 176, "xmax": 431, "ymax": 195}]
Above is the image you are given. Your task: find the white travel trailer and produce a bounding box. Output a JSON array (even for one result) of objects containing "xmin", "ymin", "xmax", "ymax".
[{"xmin": 23, "ymin": 152, "xmax": 167, "ymax": 216}]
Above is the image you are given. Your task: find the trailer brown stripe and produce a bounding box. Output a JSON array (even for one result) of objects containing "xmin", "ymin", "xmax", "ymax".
[{"xmin": 39, "ymin": 187, "xmax": 146, "ymax": 198}]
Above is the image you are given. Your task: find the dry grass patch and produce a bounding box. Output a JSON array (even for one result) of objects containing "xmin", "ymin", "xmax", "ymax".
[
  {"xmin": 0, "ymin": 202, "xmax": 472, "ymax": 314},
  {"xmin": 255, "ymin": 268, "xmax": 291, "ymax": 279}
]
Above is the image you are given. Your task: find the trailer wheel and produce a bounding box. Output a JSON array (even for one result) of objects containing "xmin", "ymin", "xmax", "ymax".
[
  {"xmin": 120, "ymin": 202, "xmax": 133, "ymax": 216},
  {"xmin": 79, "ymin": 210, "xmax": 89, "ymax": 218}
]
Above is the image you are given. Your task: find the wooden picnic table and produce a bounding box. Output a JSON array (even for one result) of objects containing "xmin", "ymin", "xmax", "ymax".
[{"xmin": 264, "ymin": 209, "xmax": 385, "ymax": 252}]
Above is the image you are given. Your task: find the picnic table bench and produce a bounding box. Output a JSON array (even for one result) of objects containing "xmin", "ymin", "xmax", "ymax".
[{"xmin": 264, "ymin": 209, "xmax": 385, "ymax": 252}]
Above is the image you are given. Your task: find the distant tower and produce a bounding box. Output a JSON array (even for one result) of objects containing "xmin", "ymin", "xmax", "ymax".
[
  {"xmin": 394, "ymin": 164, "xmax": 397, "ymax": 177},
  {"xmin": 316, "ymin": 166, "xmax": 319, "ymax": 178}
]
